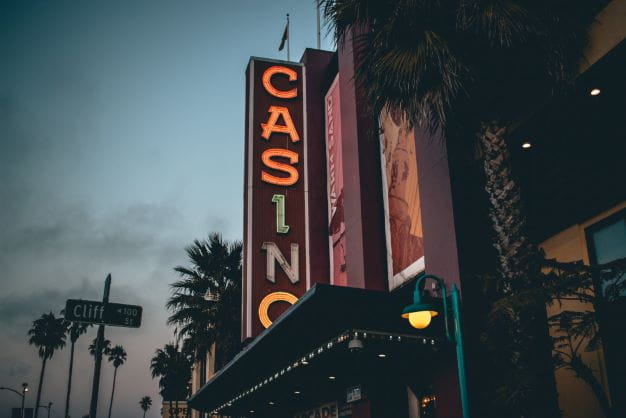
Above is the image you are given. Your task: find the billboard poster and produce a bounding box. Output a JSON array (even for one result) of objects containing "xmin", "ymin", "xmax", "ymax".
[
  {"xmin": 242, "ymin": 58, "xmax": 309, "ymax": 339},
  {"xmin": 324, "ymin": 75, "xmax": 348, "ymax": 286},
  {"xmin": 379, "ymin": 106, "xmax": 425, "ymax": 289}
]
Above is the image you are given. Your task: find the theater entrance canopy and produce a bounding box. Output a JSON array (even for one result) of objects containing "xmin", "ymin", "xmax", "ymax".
[{"xmin": 188, "ymin": 284, "xmax": 450, "ymax": 416}]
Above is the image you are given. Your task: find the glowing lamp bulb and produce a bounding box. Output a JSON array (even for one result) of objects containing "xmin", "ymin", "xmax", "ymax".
[
  {"xmin": 590, "ymin": 88, "xmax": 601, "ymax": 96},
  {"xmin": 408, "ymin": 311, "xmax": 432, "ymax": 329}
]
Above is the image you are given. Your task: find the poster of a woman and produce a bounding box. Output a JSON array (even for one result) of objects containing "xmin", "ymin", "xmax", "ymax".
[{"xmin": 379, "ymin": 107, "xmax": 425, "ymax": 289}]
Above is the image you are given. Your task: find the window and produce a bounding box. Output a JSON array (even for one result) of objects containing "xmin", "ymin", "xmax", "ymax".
[
  {"xmin": 586, "ymin": 208, "xmax": 626, "ymax": 297},
  {"xmin": 585, "ymin": 207, "xmax": 626, "ymax": 413}
]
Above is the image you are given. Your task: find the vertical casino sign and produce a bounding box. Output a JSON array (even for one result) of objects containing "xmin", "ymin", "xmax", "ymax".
[{"xmin": 243, "ymin": 58, "xmax": 309, "ymax": 339}]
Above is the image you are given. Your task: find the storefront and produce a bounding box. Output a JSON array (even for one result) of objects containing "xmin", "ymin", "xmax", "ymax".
[
  {"xmin": 188, "ymin": 285, "xmax": 450, "ymax": 417},
  {"xmin": 162, "ymin": 401, "xmax": 190, "ymax": 418}
]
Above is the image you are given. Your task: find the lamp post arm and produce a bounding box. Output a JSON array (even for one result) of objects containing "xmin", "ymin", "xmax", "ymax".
[
  {"xmin": 415, "ymin": 274, "xmax": 452, "ymax": 341},
  {"xmin": 0, "ymin": 387, "xmax": 24, "ymax": 399}
]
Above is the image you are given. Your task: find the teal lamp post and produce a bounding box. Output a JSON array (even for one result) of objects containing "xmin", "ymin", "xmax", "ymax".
[{"xmin": 402, "ymin": 273, "xmax": 470, "ymax": 418}]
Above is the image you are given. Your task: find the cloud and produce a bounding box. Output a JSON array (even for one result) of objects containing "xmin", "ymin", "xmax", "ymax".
[
  {"xmin": 4, "ymin": 360, "xmax": 32, "ymax": 378},
  {"xmin": 0, "ymin": 279, "xmax": 99, "ymax": 328},
  {"xmin": 0, "ymin": 200, "xmax": 183, "ymax": 259}
]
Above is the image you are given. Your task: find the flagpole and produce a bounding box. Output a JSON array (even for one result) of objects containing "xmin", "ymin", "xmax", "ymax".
[
  {"xmin": 316, "ymin": 5, "xmax": 321, "ymax": 49},
  {"xmin": 287, "ymin": 13, "xmax": 290, "ymax": 61}
]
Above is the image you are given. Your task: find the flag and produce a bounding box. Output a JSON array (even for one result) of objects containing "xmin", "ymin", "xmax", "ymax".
[{"xmin": 278, "ymin": 21, "xmax": 289, "ymax": 51}]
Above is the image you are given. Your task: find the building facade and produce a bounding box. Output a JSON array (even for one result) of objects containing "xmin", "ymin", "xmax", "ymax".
[{"xmin": 188, "ymin": 1, "xmax": 626, "ymax": 417}]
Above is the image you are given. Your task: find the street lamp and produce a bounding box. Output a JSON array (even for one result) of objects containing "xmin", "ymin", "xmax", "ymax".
[
  {"xmin": 0, "ymin": 382, "xmax": 28, "ymax": 418},
  {"xmin": 401, "ymin": 273, "xmax": 470, "ymax": 418},
  {"xmin": 21, "ymin": 383, "xmax": 28, "ymax": 418},
  {"xmin": 1, "ymin": 383, "xmax": 29, "ymax": 418}
]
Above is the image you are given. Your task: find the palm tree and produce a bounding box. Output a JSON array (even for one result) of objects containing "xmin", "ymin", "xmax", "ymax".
[
  {"xmin": 166, "ymin": 233, "xmax": 242, "ymax": 375},
  {"xmin": 106, "ymin": 345, "xmax": 127, "ymax": 418},
  {"xmin": 28, "ymin": 312, "xmax": 67, "ymax": 418},
  {"xmin": 139, "ymin": 396, "xmax": 152, "ymax": 418},
  {"xmin": 150, "ymin": 344, "xmax": 176, "ymax": 416},
  {"xmin": 88, "ymin": 337, "xmax": 111, "ymax": 357},
  {"xmin": 62, "ymin": 317, "xmax": 91, "ymax": 418},
  {"xmin": 320, "ymin": 1, "xmax": 603, "ymax": 416},
  {"xmin": 150, "ymin": 344, "xmax": 192, "ymax": 418}
]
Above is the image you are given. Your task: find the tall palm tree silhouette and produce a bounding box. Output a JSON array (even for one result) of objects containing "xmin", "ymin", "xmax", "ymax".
[
  {"xmin": 139, "ymin": 395, "xmax": 152, "ymax": 418},
  {"xmin": 28, "ymin": 312, "xmax": 67, "ymax": 418},
  {"xmin": 88, "ymin": 337, "xmax": 111, "ymax": 357},
  {"xmin": 167, "ymin": 233, "xmax": 242, "ymax": 379},
  {"xmin": 106, "ymin": 345, "xmax": 127, "ymax": 418},
  {"xmin": 150, "ymin": 343, "xmax": 192, "ymax": 418},
  {"xmin": 62, "ymin": 316, "xmax": 91, "ymax": 418}
]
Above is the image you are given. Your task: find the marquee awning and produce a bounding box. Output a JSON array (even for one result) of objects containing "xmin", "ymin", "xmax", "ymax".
[{"xmin": 188, "ymin": 284, "xmax": 448, "ymax": 416}]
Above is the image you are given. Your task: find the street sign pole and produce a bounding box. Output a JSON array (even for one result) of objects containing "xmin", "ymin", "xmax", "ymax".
[
  {"xmin": 21, "ymin": 390, "xmax": 25, "ymax": 418},
  {"xmin": 89, "ymin": 274, "xmax": 111, "ymax": 418}
]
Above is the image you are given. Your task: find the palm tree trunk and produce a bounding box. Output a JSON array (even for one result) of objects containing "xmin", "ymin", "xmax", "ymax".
[
  {"xmin": 34, "ymin": 357, "xmax": 47, "ymax": 418},
  {"xmin": 479, "ymin": 122, "xmax": 535, "ymax": 288},
  {"xmin": 64, "ymin": 341, "xmax": 75, "ymax": 418},
  {"xmin": 175, "ymin": 399, "xmax": 179, "ymax": 418},
  {"xmin": 143, "ymin": 410, "xmax": 146, "ymax": 418},
  {"xmin": 169, "ymin": 401, "xmax": 173, "ymax": 418},
  {"xmin": 478, "ymin": 122, "xmax": 560, "ymax": 416},
  {"xmin": 107, "ymin": 366, "xmax": 118, "ymax": 418}
]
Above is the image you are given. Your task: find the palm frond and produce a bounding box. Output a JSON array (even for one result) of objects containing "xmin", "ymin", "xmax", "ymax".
[
  {"xmin": 166, "ymin": 232, "xmax": 242, "ymax": 370},
  {"xmin": 320, "ymin": 0, "xmax": 602, "ymax": 131},
  {"xmin": 28, "ymin": 312, "xmax": 67, "ymax": 359}
]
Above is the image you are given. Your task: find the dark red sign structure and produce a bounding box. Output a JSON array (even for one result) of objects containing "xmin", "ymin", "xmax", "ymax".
[
  {"xmin": 242, "ymin": 58, "xmax": 309, "ymax": 339},
  {"xmin": 325, "ymin": 75, "xmax": 348, "ymax": 287}
]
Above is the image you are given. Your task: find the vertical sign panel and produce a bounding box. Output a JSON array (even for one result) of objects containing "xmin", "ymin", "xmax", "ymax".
[
  {"xmin": 379, "ymin": 107, "xmax": 425, "ymax": 289},
  {"xmin": 243, "ymin": 58, "xmax": 308, "ymax": 339},
  {"xmin": 324, "ymin": 75, "xmax": 348, "ymax": 286}
]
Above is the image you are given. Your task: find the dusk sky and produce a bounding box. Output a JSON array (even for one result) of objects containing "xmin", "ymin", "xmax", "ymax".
[{"xmin": 0, "ymin": 1, "xmax": 333, "ymax": 417}]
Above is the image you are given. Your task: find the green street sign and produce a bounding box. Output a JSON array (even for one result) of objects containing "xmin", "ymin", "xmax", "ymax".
[{"xmin": 65, "ymin": 299, "xmax": 142, "ymax": 328}]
